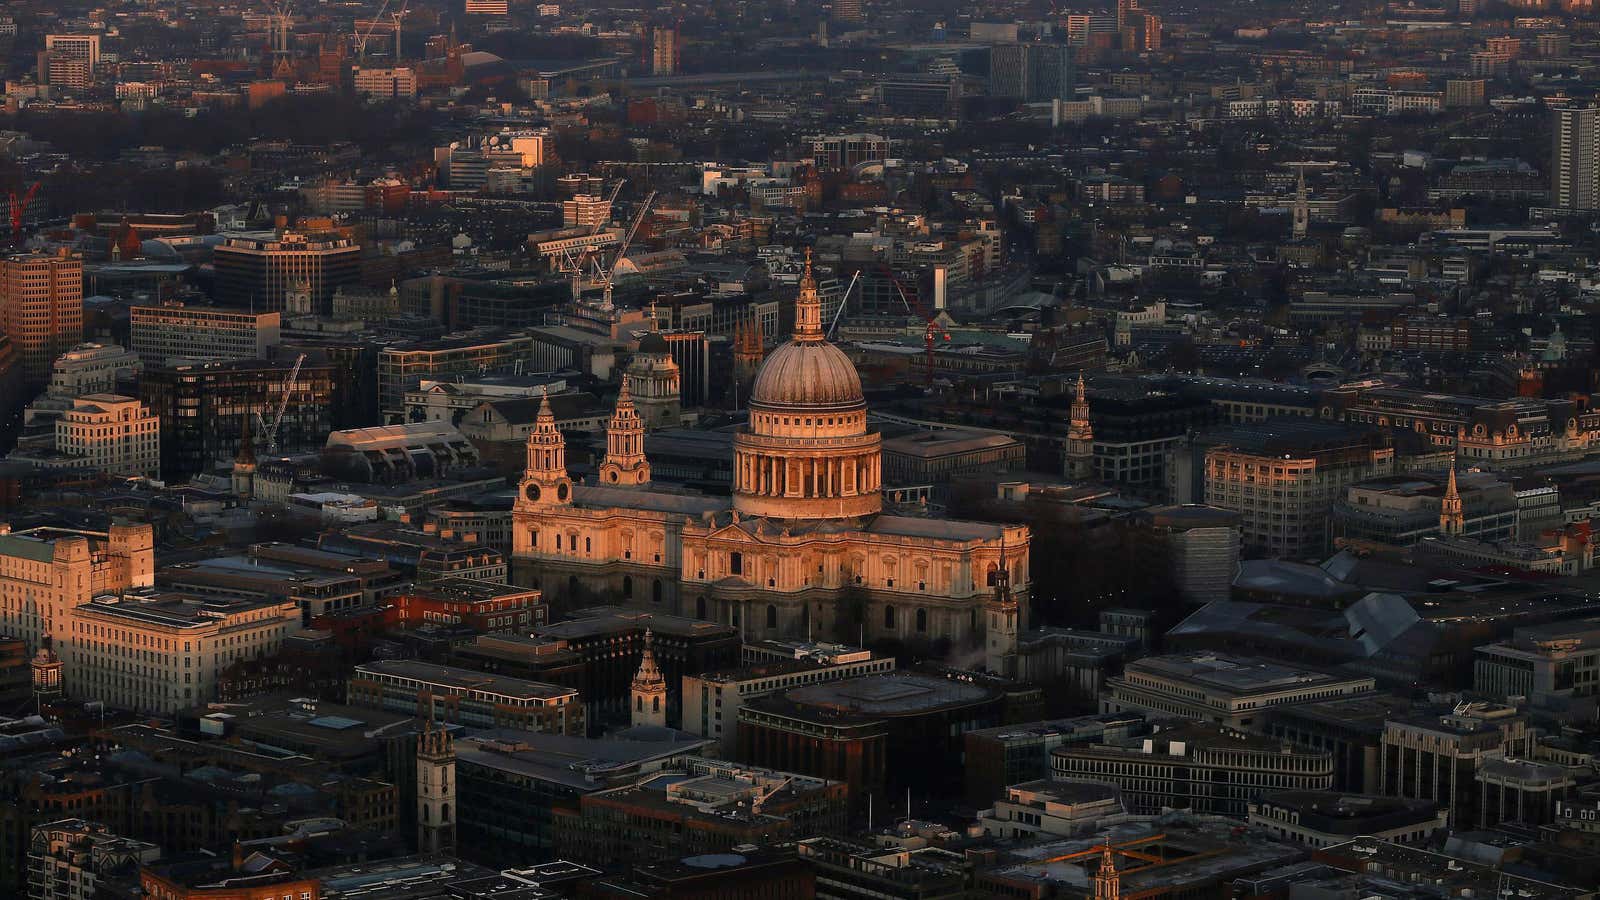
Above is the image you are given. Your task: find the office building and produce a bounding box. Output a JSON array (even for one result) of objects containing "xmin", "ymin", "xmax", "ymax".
[
  {"xmin": 129, "ymin": 305, "xmax": 281, "ymax": 367},
  {"xmin": 1474, "ymin": 617, "xmax": 1600, "ymax": 707},
  {"xmin": 348, "ymin": 660, "xmax": 585, "ymax": 734},
  {"xmin": 1133, "ymin": 505, "xmax": 1241, "ymax": 604},
  {"xmin": 1553, "ymin": 106, "xmax": 1600, "ymax": 211},
  {"xmin": 989, "ymin": 43, "xmax": 1075, "ymax": 103},
  {"xmin": 141, "ymin": 851, "xmax": 318, "ymax": 900},
  {"xmin": 66, "ymin": 591, "xmax": 301, "ymax": 714},
  {"xmin": 1203, "ymin": 420, "xmax": 1395, "ymax": 557},
  {"xmin": 22, "ymin": 343, "xmax": 141, "ymax": 428},
  {"xmin": 1475, "ymin": 758, "xmax": 1578, "ymax": 829},
  {"xmin": 0, "ymin": 523, "xmax": 155, "ymax": 653},
  {"xmin": 141, "ymin": 358, "xmax": 337, "ymax": 480},
  {"xmin": 809, "ymin": 133, "xmax": 891, "ymax": 169},
  {"xmin": 1100, "ymin": 653, "xmax": 1375, "ymax": 730},
  {"xmin": 1333, "ymin": 470, "xmax": 1519, "ymax": 546},
  {"xmin": 738, "ymin": 671, "xmax": 1007, "ymax": 812},
  {"xmin": 681, "ymin": 642, "xmax": 894, "ymax": 753},
  {"xmin": 51, "ymin": 394, "xmax": 161, "ymax": 477},
  {"xmin": 378, "ymin": 330, "xmax": 534, "ymax": 420},
  {"xmin": 556, "ymin": 758, "xmax": 848, "ymax": 865},
  {"xmin": 0, "ymin": 251, "xmax": 84, "ymax": 386},
  {"xmin": 1248, "ymin": 792, "xmax": 1448, "ymax": 848},
  {"xmin": 1379, "ymin": 702, "xmax": 1530, "ymax": 828},
  {"xmin": 963, "ymin": 713, "xmax": 1147, "ymax": 808},
  {"xmin": 212, "ymin": 228, "xmax": 362, "ymax": 314},
  {"xmin": 27, "ymin": 819, "xmax": 159, "ymax": 900},
  {"xmin": 1052, "ymin": 722, "xmax": 1335, "ymax": 817},
  {"xmin": 452, "ymin": 728, "xmax": 711, "ymax": 867},
  {"xmin": 39, "ymin": 35, "xmax": 100, "ymax": 90},
  {"xmin": 561, "ymin": 193, "xmax": 613, "ymax": 229},
  {"xmin": 352, "ymin": 66, "xmax": 417, "ymax": 98},
  {"xmin": 978, "ymin": 780, "xmax": 1126, "ymax": 840},
  {"xmin": 831, "ymin": 0, "xmax": 865, "ymax": 23}
]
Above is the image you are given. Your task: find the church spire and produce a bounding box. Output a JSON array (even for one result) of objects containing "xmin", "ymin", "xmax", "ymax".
[
  {"xmin": 1066, "ymin": 373, "xmax": 1094, "ymax": 480},
  {"xmin": 793, "ymin": 248, "xmax": 824, "ymax": 342},
  {"xmin": 1440, "ymin": 463, "xmax": 1464, "ymax": 537},
  {"xmin": 600, "ymin": 375, "xmax": 651, "ymax": 485},
  {"xmin": 631, "ymin": 629, "xmax": 668, "ymax": 728}
]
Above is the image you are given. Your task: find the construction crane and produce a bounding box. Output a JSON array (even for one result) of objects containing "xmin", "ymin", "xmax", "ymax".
[
  {"xmin": 586, "ymin": 190, "xmax": 656, "ymax": 311},
  {"xmin": 561, "ymin": 180, "xmax": 625, "ymax": 299},
  {"xmin": 266, "ymin": 0, "xmax": 294, "ymax": 58},
  {"xmin": 8, "ymin": 182, "xmax": 40, "ymax": 242},
  {"xmin": 841, "ymin": 265, "xmax": 948, "ymax": 387},
  {"xmin": 254, "ymin": 353, "xmax": 306, "ymax": 455},
  {"xmin": 355, "ymin": 0, "xmax": 407, "ymax": 60}
]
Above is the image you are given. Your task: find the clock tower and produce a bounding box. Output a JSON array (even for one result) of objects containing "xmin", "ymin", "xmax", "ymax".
[{"xmin": 516, "ymin": 389, "xmax": 572, "ymax": 509}]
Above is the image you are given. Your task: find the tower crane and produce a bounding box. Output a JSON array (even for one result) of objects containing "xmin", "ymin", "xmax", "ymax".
[
  {"xmin": 561, "ymin": 180, "xmax": 625, "ymax": 299},
  {"xmin": 8, "ymin": 182, "xmax": 40, "ymax": 242},
  {"xmin": 585, "ymin": 190, "xmax": 655, "ymax": 311},
  {"xmin": 835, "ymin": 265, "xmax": 948, "ymax": 387},
  {"xmin": 254, "ymin": 353, "xmax": 306, "ymax": 455}
]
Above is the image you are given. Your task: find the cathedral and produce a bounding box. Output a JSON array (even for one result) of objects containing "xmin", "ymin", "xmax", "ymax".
[{"xmin": 511, "ymin": 254, "xmax": 1031, "ymax": 660}]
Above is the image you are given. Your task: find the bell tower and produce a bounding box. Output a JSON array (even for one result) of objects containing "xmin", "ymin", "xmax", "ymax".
[
  {"xmin": 516, "ymin": 389, "xmax": 572, "ymax": 508},
  {"xmin": 1093, "ymin": 845, "xmax": 1121, "ymax": 900},
  {"xmin": 416, "ymin": 721, "xmax": 456, "ymax": 855},
  {"xmin": 599, "ymin": 376, "xmax": 651, "ymax": 486},
  {"xmin": 630, "ymin": 630, "xmax": 668, "ymax": 728},
  {"xmin": 1065, "ymin": 374, "xmax": 1095, "ymax": 480}
]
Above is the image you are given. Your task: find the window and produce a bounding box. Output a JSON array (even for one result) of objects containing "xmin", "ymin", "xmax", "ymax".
[
  {"xmin": 766, "ymin": 605, "xmax": 778, "ymax": 628},
  {"xmin": 652, "ymin": 579, "xmax": 663, "ymax": 604},
  {"xmin": 730, "ymin": 551, "xmax": 743, "ymax": 574},
  {"xmin": 884, "ymin": 605, "xmax": 896, "ymax": 629},
  {"xmin": 622, "ymin": 575, "xmax": 633, "ymax": 599},
  {"xmin": 916, "ymin": 608, "xmax": 927, "ymax": 632}
]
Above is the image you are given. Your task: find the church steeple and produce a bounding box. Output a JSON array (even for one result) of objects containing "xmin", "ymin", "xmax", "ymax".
[
  {"xmin": 1440, "ymin": 464, "xmax": 1464, "ymax": 537},
  {"xmin": 984, "ymin": 541, "xmax": 1019, "ymax": 678},
  {"xmin": 517, "ymin": 388, "xmax": 572, "ymax": 507},
  {"xmin": 599, "ymin": 375, "xmax": 651, "ymax": 486},
  {"xmin": 1065, "ymin": 373, "xmax": 1094, "ymax": 480},
  {"xmin": 1292, "ymin": 167, "xmax": 1310, "ymax": 240},
  {"xmin": 416, "ymin": 720, "xmax": 456, "ymax": 855},
  {"xmin": 630, "ymin": 629, "xmax": 668, "ymax": 728},
  {"xmin": 1093, "ymin": 845, "xmax": 1121, "ymax": 900}
]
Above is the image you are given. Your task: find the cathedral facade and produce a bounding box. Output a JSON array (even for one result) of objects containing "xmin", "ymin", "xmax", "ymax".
[{"xmin": 511, "ymin": 256, "xmax": 1030, "ymax": 657}]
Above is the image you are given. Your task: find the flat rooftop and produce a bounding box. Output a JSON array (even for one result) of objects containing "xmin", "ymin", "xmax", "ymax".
[
  {"xmin": 354, "ymin": 660, "xmax": 576, "ymax": 701},
  {"xmin": 782, "ymin": 671, "xmax": 995, "ymax": 716},
  {"xmin": 1125, "ymin": 653, "xmax": 1368, "ymax": 694}
]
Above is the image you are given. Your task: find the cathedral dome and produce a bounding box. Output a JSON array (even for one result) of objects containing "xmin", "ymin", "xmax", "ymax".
[{"xmin": 749, "ymin": 339, "xmax": 864, "ymax": 410}]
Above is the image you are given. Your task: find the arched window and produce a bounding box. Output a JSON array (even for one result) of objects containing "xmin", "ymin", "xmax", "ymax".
[
  {"xmin": 766, "ymin": 605, "xmax": 778, "ymax": 629},
  {"xmin": 696, "ymin": 596, "xmax": 707, "ymax": 619},
  {"xmin": 441, "ymin": 803, "xmax": 451, "ymax": 823},
  {"xmin": 584, "ymin": 536, "xmax": 591, "ymax": 553},
  {"xmin": 986, "ymin": 564, "xmax": 999, "ymax": 587},
  {"xmin": 884, "ymin": 605, "xmax": 896, "ymax": 629},
  {"xmin": 531, "ymin": 530, "xmax": 539, "ymax": 548},
  {"xmin": 636, "ymin": 696, "xmax": 643, "ymax": 711},
  {"xmin": 421, "ymin": 806, "xmax": 430, "ymax": 823},
  {"xmin": 652, "ymin": 696, "xmax": 660, "ymax": 712},
  {"xmin": 916, "ymin": 608, "xmax": 927, "ymax": 632},
  {"xmin": 652, "ymin": 579, "xmax": 663, "ymax": 603},
  {"xmin": 622, "ymin": 575, "xmax": 633, "ymax": 599}
]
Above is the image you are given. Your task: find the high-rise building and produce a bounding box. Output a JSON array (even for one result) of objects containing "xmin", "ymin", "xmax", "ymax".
[
  {"xmin": 352, "ymin": 66, "xmax": 417, "ymax": 98},
  {"xmin": 832, "ymin": 0, "xmax": 864, "ymax": 24},
  {"xmin": 989, "ymin": 43, "xmax": 1074, "ymax": 102},
  {"xmin": 1553, "ymin": 106, "xmax": 1600, "ymax": 210},
  {"xmin": 39, "ymin": 35, "xmax": 101, "ymax": 90},
  {"xmin": 130, "ymin": 305, "xmax": 282, "ymax": 367},
  {"xmin": 0, "ymin": 251, "xmax": 84, "ymax": 386},
  {"xmin": 140, "ymin": 358, "xmax": 337, "ymax": 479},
  {"xmin": 562, "ymin": 193, "xmax": 613, "ymax": 229},
  {"xmin": 652, "ymin": 27, "xmax": 677, "ymax": 76},
  {"xmin": 212, "ymin": 228, "xmax": 362, "ymax": 314}
]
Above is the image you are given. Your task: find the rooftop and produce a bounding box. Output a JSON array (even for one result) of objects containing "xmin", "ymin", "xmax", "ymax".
[{"xmin": 354, "ymin": 660, "xmax": 576, "ymax": 701}]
